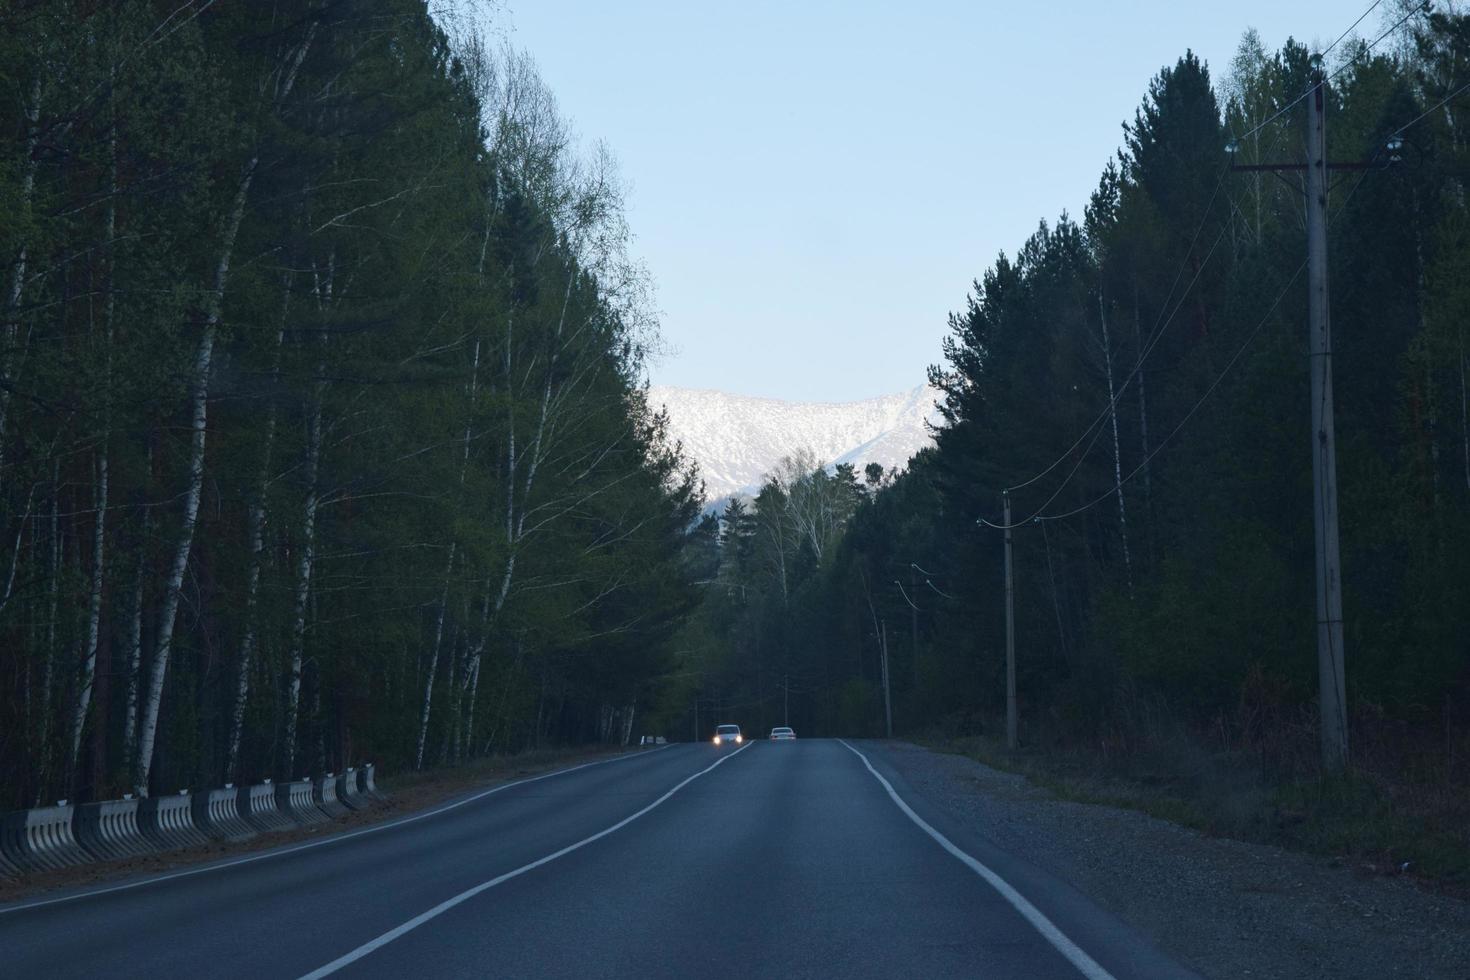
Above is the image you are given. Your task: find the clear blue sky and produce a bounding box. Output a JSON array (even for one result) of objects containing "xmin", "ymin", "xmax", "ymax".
[{"xmin": 503, "ymin": 1, "xmax": 1374, "ymax": 402}]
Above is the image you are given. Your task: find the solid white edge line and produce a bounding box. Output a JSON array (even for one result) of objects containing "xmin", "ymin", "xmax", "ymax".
[
  {"xmin": 837, "ymin": 739, "xmax": 1115, "ymax": 980},
  {"xmin": 0, "ymin": 744, "xmax": 676, "ymax": 916},
  {"xmin": 296, "ymin": 741, "xmax": 752, "ymax": 979}
]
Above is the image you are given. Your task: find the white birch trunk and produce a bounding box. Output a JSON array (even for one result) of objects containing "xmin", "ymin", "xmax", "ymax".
[
  {"xmin": 462, "ymin": 652, "xmax": 482, "ymax": 753},
  {"xmin": 460, "ymin": 575, "xmax": 493, "ymax": 757},
  {"xmin": 486, "ymin": 637, "xmax": 524, "ymax": 753},
  {"xmin": 41, "ymin": 462, "xmax": 60, "ymax": 757},
  {"xmin": 415, "ymin": 542, "xmax": 455, "ymax": 770},
  {"xmin": 68, "ymin": 121, "xmax": 118, "ymax": 781},
  {"xmin": 134, "ymin": 159, "xmax": 256, "ymax": 796},
  {"xmin": 497, "ymin": 309, "xmax": 518, "ymax": 615},
  {"xmin": 135, "ymin": 22, "xmax": 315, "ymax": 795},
  {"xmin": 1428, "ymin": 359, "xmax": 1441, "ymax": 508},
  {"xmin": 0, "ymin": 79, "xmax": 41, "ymax": 492},
  {"xmin": 620, "ymin": 702, "xmax": 636, "ymax": 748},
  {"xmin": 226, "ymin": 481, "xmax": 269, "ymax": 778},
  {"xmin": 121, "ymin": 459, "xmax": 149, "ymax": 765},
  {"xmin": 1099, "ymin": 297, "xmax": 1132, "ymax": 591},
  {"xmin": 68, "ymin": 451, "xmax": 107, "ymax": 777},
  {"xmin": 227, "ymin": 273, "xmax": 289, "ymax": 776},
  {"xmin": 486, "ymin": 274, "xmax": 579, "ymax": 644},
  {"xmin": 448, "ymin": 624, "xmax": 469, "ymax": 764},
  {"xmin": 1460, "ymin": 327, "xmax": 1468, "ymax": 493},
  {"xmin": 122, "ymin": 546, "xmax": 144, "ymax": 761},
  {"xmin": 0, "ymin": 481, "xmax": 37, "ymax": 618},
  {"xmin": 225, "ymin": 315, "xmax": 284, "ymax": 779},
  {"xmin": 1133, "ymin": 292, "xmax": 1153, "ymax": 511},
  {"xmin": 283, "ymin": 336, "xmax": 326, "ymax": 778}
]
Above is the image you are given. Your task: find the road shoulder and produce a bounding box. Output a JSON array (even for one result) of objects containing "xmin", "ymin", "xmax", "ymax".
[{"xmin": 868, "ymin": 740, "xmax": 1470, "ymax": 980}]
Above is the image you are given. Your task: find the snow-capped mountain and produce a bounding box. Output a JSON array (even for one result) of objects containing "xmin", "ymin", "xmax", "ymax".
[{"xmin": 649, "ymin": 383, "xmax": 944, "ymax": 500}]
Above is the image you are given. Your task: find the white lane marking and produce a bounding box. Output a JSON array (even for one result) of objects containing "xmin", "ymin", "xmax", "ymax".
[
  {"xmin": 0, "ymin": 745, "xmax": 675, "ymax": 916},
  {"xmin": 297, "ymin": 742, "xmax": 753, "ymax": 979},
  {"xmin": 838, "ymin": 740, "xmax": 1115, "ymax": 980}
]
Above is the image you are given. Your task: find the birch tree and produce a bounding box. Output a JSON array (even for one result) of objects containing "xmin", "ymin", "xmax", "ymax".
[{"xmin": 134, "ymin": 14, "xmax": 319, "ymax": 795}]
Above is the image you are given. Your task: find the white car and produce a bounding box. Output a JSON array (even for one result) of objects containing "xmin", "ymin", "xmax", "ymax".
[
  {"xmin": 712, "ymin": 724, "xmax": 743, "ymax": 746},
  {"xmin": 769, "ymin": 727, "xmax": 795, "ymax": 741}
]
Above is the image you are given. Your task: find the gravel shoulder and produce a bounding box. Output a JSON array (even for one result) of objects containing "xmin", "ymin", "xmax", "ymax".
[{"xmin": 877, "ymin": 740, "xmax": 1470, "ymax": 980}]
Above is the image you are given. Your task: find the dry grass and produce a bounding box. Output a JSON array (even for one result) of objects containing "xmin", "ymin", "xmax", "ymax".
[{"xmin": 922, "ymin": 705, "xmax": 1470, "ymax": 897}]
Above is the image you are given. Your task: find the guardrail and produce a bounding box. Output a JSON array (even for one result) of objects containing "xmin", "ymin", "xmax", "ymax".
[
  {"xmin": 238, "ymin": 781, "xmax": 294, "ymax": 833},
  {"xmin": 74, "ymin": 797, "xmax": 152, "ymax": 861},
  {"xmin": 1, "ymin": 803, "xmax": 91, "ymax": 873},
  {"xmin": 359, "ymin": 763, "xmax": 386, "ymax": 803},
  {"xmin": 193, "ymin": 786, "xmax": 257, "ymax": 843},
  {"xmin": 0, "ymin": 766, "xmax": 387, "ymax": 880},
  {"xmin": 336, "ymin": 768, "xmax": 366, "ymax": 811},
  {"xmin": 139, "ymin": 792, "xmax": 212, "ymax": 851},
  {"xmin": 276, "ymin": 778, "xmax": 331, "ymax": 826},
  {"xmin": 313, "ymin": 773, "xmax": 350, "ymax": 819}
]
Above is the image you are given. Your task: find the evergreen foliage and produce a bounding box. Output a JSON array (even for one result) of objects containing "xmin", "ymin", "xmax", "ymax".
[
  {"xmin": 0, "ymin": 1, "xmax": 702, "ymax": 805},
  {"xmin": 677, "ymin": 20, "xmax": 1470, "ymax": 785}
]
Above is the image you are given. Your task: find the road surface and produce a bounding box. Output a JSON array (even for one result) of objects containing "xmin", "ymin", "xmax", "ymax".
[{"xmin": 0, "ymin": 739, "xmax": 1196, "ymax": 978}]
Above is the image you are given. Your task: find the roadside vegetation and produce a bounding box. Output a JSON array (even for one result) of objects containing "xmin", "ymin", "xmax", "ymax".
[
  {"xmin": 933, "ymin": 717, "xmax": 1469, "ymax": 896},
  {"xmin": 677, "ymin": 9, "xmax": 1470, "ymax": 890},
  {"xmin": 0, "ymin": 1, "xmax": 704, "ymax": 811}
]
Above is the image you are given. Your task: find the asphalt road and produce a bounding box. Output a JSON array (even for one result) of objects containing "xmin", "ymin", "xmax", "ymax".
[{"xmin": 0, "ymin": 739, "xmax": 1197, "ymax": 979}]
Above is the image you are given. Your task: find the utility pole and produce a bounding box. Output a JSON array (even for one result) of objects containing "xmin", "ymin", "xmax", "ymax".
[
  {"xmin": 783, "ymin": 673, "xmax": 789, "ymax": 727},
  {"xmin": 1305, "ymin": 64, "xmax": 1348, "ymax": 770},
  {"xmin": 880, "ymin": 619, "xmax": 893, "ymax": 738},
  {"xmin": 1225, "ymin": 57, "xmax": 1392, "ymax": 770},
  {"xmin": 1003, "ymin": 491, "xmax": 1017, "ymax": 750}
]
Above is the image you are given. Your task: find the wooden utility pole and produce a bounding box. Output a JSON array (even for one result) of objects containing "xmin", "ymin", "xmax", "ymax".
[
  {"xmin": 1306, "ymin": 65, "xmax": 1349, "ymax": 770},
  {"xmin": 1003, "ymin": 491, "xmax": 1017, "ymax": 749}
]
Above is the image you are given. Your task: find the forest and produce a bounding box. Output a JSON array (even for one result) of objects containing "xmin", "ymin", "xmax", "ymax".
[
  {"xmin": 680, "ymin": 12, "xmax": 1470, "ymax": 870},
  {"xmin": 6, "ymin": 4, "xmax": 1469, "ymax": 883},
  {"xmin": 0, "ymin": 1, "xmax": 707, "ymax": 811}
]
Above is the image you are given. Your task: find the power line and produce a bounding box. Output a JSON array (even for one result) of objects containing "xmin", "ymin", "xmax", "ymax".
[
  {"xmin": 910, "ymin": 563, "xmax": 957, "ymax": 600},
  {"xmin": 998, "ymin": 0, "xmax": 1396, "ymax": 501},
  {"xmin": 922, "ymin": 578, "xmax": 956, "ymax": 600},
  {"xmin": 1394, "ymin": 77, "xmax": 1470, "ymax": 136},
  {"xmin": 1233, "ymin": 2, "xmax": 1427, "ymax": 147},
  {"xmin": 1004, "ymin": 167, "xmax": 1232, "ymax": 494},
  {"xmin": 1037, "ymin": 260, "xmax": 1307, "ymax": 523},
  {"xmin": 981, "ymin": 223, "xmax": 1230, "ymax": 529},
  {"xmin": 1322, "ymin": 0, "xmax": 1385, "ymax": 59},
  {"xmin": 981, "ymin": 5, "xmax": 1423, "ymax": 530},
  {"xmin": 1001, "ymin": 34, "xmax": 1318, "ymax": 506},
  {"xmin": 984, "ymin": 118, "xmax": 1305, "ymax": 531}
]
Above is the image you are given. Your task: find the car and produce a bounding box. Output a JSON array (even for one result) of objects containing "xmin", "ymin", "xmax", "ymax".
[
  {"xmin": 769, "ymin": 727, "xmax": 796, "ymax": 740},
  {"xmin": 712, "ymin": 723, "xmax": 743, "ymax": 746}
]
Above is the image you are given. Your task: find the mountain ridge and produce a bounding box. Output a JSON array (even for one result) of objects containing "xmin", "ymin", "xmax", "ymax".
[{"xmin": 649, "ymin": 382, "xmax": 942, "ymax": 501}]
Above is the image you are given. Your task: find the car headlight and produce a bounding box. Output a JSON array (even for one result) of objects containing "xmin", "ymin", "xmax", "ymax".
[
  {"xmin": 712, "ymin": 736, "xmax": 719, "ymax": 744},
  {"xmin": 735, "ymin": 734, "xmax": 743, "ymax": 743}
]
